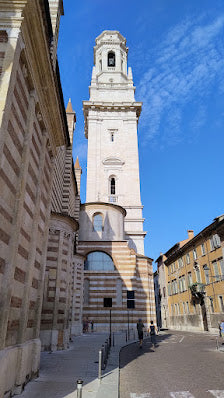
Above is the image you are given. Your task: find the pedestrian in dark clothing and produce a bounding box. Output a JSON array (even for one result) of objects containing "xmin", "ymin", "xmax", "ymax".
[
  {"xmin": 91, "ymin": 320, "xmax": 94, "ymax": 332},
  {"xmin": 150, "ymin": 320, "xmax": 156, "ymax": 348},
  {"xmin": 137, "ymin": 318, "xmax": 144, "ymax": 348}
]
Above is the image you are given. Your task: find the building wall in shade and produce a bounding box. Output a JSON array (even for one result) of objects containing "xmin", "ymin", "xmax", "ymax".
[{"xmin": 0, "ymin": 1, "xmax": 82, "ymax": 396}]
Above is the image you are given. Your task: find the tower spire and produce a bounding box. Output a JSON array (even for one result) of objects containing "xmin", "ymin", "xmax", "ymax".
[{"xmin": 66, "ymin": 98, "xmax": 76, "ymax": 145}]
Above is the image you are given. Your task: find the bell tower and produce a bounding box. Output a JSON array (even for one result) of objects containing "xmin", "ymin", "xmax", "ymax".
[{"xmin": 83, "ymin": 30, "xmax": 146, "ymax": 254}]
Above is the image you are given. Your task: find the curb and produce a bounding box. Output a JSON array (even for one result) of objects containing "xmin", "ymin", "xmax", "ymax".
[{"xmin": 96, "ymin": 338, "xmax": 139, "ymax": 398}]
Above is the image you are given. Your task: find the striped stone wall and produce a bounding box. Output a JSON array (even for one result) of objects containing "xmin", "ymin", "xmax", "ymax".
[
  {"xmin": 71, "ymin": 254, "xmax": 85, "ymax": 335},
  {"xmin": 78, "ymin": 241, "xmax": 155, "ymax": 331},
  {"xmin": 40, "ymin": 214, "xmax": 79, "ymax": 351},
  {"xmin": 0, "ymin": 1, "xmax": 81, "ymax": 395},
  {"xmin": 0, "ymin": 42, "xmax": 55, "ymax": 395}
]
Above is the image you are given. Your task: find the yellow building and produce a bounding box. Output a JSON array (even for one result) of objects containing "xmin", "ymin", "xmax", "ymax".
[{"xmin": 165, "ymin": 215, "xmax": 224, "ymax": 332}]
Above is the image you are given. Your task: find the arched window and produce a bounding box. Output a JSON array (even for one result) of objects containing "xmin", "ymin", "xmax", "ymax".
[
  {"xmin": 93, "ymin": 213, "xmax": 103, "ymax": 231},
  {"xmin": 99, "ymin": 59, "xmax": 102, "ymax": 71},
  {"xmin": 84, "ymin": 251, "xmax": 115, "ymax": 271},
  {"xmin": 110, "ymin": 177, "xmax": 115, "ymax": 195},
  {"xmin": 108, "ymin": 51, "xmax": 115, "ymax": 67}
]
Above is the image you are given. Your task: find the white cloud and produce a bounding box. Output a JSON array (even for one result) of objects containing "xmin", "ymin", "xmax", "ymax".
[{"xmin": 137, "ymin": 15, "xmax": 224, "ymax": 145}]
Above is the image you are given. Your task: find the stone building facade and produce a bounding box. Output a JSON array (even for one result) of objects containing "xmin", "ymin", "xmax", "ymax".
[
  {"xmin": 164, "ymin": 216, "xmax": 224, "ymax": 332},
  {"xmin": 154, "ymin": 254, "xmax": 169, "ymax": 329},
  {"xmin": 79, "ymin": 31, "xmax": 155, "ymax": 332},
  {"xmin": 0, "ymin": 1, "xmax": 84, "ymax": 396}
]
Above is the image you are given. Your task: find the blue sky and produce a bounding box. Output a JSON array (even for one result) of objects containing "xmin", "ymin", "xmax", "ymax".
[{"xmin": 58, "ymin": 0, "xmax": 224, "ymax": 269}]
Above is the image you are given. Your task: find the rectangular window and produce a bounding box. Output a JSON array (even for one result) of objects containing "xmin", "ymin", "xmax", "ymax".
[
  {"xmin": 220, "ymin": 259, "xmax": 224, "ymax": 280},
  {"xmin": 210, "ymin": 237, "xmax": 215, "ymax": 251},
  {"xmin": 168, "ymin": 282, "xmax": 171, "ymax": 296},
  {"xmin": 195, "ymin": 268, "xmax": 201, "ymax": 283},
  {"xmin": 127, "ymin": 290, "xmax": 135, "ymax": 308},
  {"xmin": 210, "ymin": 297, "xmax": 214, "ymax": 313},
  {"xmin": 203, "ymin": 265, "xmax": 210, "ymax": 284},
  {"xmin": 186, "ymin": 301, "xmax": 189, "ymax": 313},
  {"xmin": 174, "ymin": 279, "xmax": 178, "ymax": 294},
  {"xmin": 219, "ymin": 296, "xmax": 224, "ymax": 312},
  {"xmin": 178, "ymin": 257, "xmax": 183, "ymax": 268},
  {"xmin": 186, "ymin": 253, "xmax": 190, "ymax": 264},
  {"xmin": 188, "ymin": 272, "xmax": 192, "ymax": 286},
  {"xmin": 193, "ymin": 248, "xmax": 197, "ymax": 260},
  {"xmin": 201, "ymin": 243, "xmax": 206, "ymax": 256},
  {"xmin": 179, "ymin": 277, "xmax": 182, "ymax": 292},
  {"xmin": 182, "ymin": 276, "xmax": 186, "ymax": 291},
  {"xmin": 213, "ymin": 261, "xmax": 220, "ymax": 282},
  {"xmin": 104, "ymin": 297, "xmax": 112, "ymax": 307},
  {"xmin": 209, "ymin": 235, "xmax": 220, "ymax": 251},
  {"xmin": 213, "ymin": 234, "xmax": 221, "ymax": 248},
  {"xmin": 183, "ymin": 302, "xmax": 186, "ymax": 314}
]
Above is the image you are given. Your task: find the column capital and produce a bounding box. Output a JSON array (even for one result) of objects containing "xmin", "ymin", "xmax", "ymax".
[{"xmin": 0, "ymin": 1, "xmax": 28, "ymax": 30}]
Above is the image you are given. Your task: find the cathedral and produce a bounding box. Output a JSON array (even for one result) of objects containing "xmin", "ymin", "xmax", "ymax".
[{"xmin": 0, "ymin": 1, "xmax": 155, "ymax": 396}]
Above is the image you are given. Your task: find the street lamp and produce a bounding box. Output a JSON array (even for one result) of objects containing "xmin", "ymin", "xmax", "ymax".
[{"xmin": 104, "ymin": 297, "xmax": 112, "ymax": 347}]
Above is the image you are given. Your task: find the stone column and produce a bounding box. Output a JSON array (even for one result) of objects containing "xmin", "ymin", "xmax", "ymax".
[
  {"xmin": 33, "ymin": 157, "xmax": 55, "ymax": 341},
  {"xmin": 51, "ymin": 228, "xmax": 64, "ymax": 350},
  {"xmin": 17, "ymin": 130, "xmax": 47, "ymax": 343}
]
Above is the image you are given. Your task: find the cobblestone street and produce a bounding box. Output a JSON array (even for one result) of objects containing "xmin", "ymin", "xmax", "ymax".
[{"xmin": 120, "ymin": 331, "xmax": 224, "ymax": 398}]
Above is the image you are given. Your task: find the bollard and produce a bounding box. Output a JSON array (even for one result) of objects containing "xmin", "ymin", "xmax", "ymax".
[
  {"xmin": 125, "ymin": 330, "xmax": 127, "ymax": 342},
  {"xmin": 113, "ymin": 332, "xmax": 115, "ymax": 346},
  {"xmin": 98, "ymin": 349, "xmax": 102, "ymax": 380},
  {"xmin": 216, "ymin": 337, "xmax": 219, "ymax": 350},
  {"xmin": 77, "ymin": 379, "xmax": 83, "ymax": 398}
]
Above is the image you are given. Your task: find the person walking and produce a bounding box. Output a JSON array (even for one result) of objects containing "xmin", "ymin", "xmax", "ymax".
[
  {"xmin": 149, "ymin": 320, "xmax": 157, "ymax": 348},
  {"xmin": 91, "ymin": 320, "xmax": 94, "ymax": 332},
  {"xmin": 137, "ymin": 318, "xmax": 144, "ymax": 348}
]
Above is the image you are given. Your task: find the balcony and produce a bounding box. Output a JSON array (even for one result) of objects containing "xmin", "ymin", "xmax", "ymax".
[{"xmin": 189, "ymin": 282, "xmax": 205, "ymax": 299}]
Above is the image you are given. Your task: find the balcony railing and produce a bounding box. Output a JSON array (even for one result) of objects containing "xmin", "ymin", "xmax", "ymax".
[{"xmin": 189, "ymin": 282, "xmax": 205, "ymax": 298}]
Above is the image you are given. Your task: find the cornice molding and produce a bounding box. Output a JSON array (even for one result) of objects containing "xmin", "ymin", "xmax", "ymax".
[
  {"xmin": 0, "ymin": 0, "xmax": 27, "ymax": 29},
  {"xmin": 83, "ymin": 100, "xmax": 142, "ymax": 138},
  {"xmin": 21, "ymin": 0, "xmax": 68, "ymax": 150},
  {"xmin": 81, "ymin": 201, "xmax": 127, "ymax": 217}
]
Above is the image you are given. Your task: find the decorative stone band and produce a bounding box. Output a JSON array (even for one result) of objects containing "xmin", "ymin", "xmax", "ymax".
[
  {"xmin": 81, "ymin": 201, "xmax": 127, "ymax": 217},
  {"xmin": 83, "ymin": 101, "xmax": 142, "ymax": 138}
]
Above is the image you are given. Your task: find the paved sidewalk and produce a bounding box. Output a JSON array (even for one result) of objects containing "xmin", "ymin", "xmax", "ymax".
[{"xmin": 19, "ymin": 331, "xmax": 136, "ymax": 398}]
